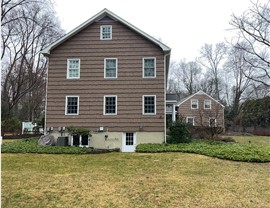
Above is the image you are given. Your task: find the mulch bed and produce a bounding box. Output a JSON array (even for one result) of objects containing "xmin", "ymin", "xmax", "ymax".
[
  {"xmin": 88, "ymin": 148, "xmax": 120, "ymax": 154},
  {"xmin": 2, "ymin": 134, "xmax": 42, "ymax": 139}
]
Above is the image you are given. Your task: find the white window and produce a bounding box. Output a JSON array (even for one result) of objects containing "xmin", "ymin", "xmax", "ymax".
[
  {"xmin": 104, "ymin": 58, "xmax": 117, "ymax": 78},
  {"xmin": 100, "ymin": 25, "xmax": 112, "ymax": 40},
  {"xmin": 186, "ymin": 117, "xmax": 194, "ymax": 126},
  {"xmin": 143, "ymin": 57, "xmax": 156, "ymax": 78},
  {"xmin": 143, "ymin": 95, "xmax": 156, "ymax": 115},
  {"xmin": 204, "ymin": 100, "xmax": 211, "ymax": 109},
  {"xmin": 209, "ymin": 118, "xmax": 216, "ymax": 127},
  {"xmin": 71, "ymin": 135, "xmax": 89, "ymax": 147},
  {"xmin": 191, "ymin": 99, "xmax": 198, "ymax": 109},
  {"xmin": 104, "ymin": 96, "xmax": 117, "ymax": 115},
  {"xmin": 65, "ymin": 96, "xmax": 79, "ymax": 115},
  {"xmin": 67, "ymin": 59, "xmax": 80, "ymax": 79}
]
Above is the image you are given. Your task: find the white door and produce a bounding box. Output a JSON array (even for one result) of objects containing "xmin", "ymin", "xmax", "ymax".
[{"xmin": 122, "ymin": 132, "xmax": 136, "ymax": 152}]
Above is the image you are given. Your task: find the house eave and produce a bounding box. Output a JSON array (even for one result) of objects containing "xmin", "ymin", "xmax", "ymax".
[{"xmin": 40, "ymin": 8, "xmax": 171, "ymax": 56}]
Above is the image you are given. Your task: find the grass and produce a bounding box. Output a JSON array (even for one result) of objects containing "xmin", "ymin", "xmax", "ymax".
[
  {"xmin": 2, "ymin": 153, "xmax": 270, "ymax": 208},
  {"xmin": 231, "ymin": 135, "xmax": 270, "ymax": 146}
]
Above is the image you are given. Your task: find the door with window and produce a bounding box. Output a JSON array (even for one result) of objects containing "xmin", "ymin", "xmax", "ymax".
[{"xmin": 122, "ymin": 132, "xmax": 136, "ymax": 152}]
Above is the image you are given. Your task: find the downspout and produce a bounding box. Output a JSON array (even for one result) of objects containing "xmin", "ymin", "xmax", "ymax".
[
  {"xmin": 164, "ymin": 52, "xmax": 170, "ymax": 144},
  {"xmin": 44, "ymin": 56, "xmax": 49, "ymax": 135}
]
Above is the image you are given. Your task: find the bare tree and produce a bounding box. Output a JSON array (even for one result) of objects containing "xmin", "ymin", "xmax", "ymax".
[
  {"xmin": 224, "ymin": 44, "xmax": 253, "ymax": 118},
  {"xmin": 167, "ymin": 60, "xmax": 187, "ymax": 100},
  {"xmin": 179, "ymin": 60, "xmax": 202, "ymax": 95},
  {"xmin": 168, "ymin": 59, "xmax": 203, "ymax": 100},
  {"xmin": 230, "ymin": 0, "xmax": 270, "ymax": 87},
  {"xmin": 1, "ymin": 0, "xmax": 64, "ymax": 121},
  {"xmin": 198, "ymin": 43, "xmax": 227, "ymax": 100}
]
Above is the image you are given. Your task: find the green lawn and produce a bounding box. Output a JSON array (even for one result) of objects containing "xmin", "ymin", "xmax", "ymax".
[
  {"xmin": 2, "ymin": 153, "xmax": 270, "ymax": 208},
  {"xmin": 231, "ymin": 135, "xmax": 270, "ymax": 146}
]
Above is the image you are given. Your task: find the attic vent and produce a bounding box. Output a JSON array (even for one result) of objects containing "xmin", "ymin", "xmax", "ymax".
[{"xmin": 99, "ymin": 16, "xmax": 115, "ymax": 22}]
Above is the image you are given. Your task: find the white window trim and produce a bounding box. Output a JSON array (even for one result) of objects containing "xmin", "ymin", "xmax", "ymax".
[
  {"xmin": 191, "ymin": 99, "xmax": 198, "ymax": 109},
  {"xmin": 186, "ymin": 117, "xmax": 195, "ymax": 126},
  {"xmin": 67, "ymin": 59, "xmax": 80, "ymax": 79},
  {"xmin": 65, "ymin": 96, "xmax": 79, "ymax": 115},
  {"xmin": 100, "ymin": 25, "xmax": 112, "ymax": 40},
  {"xmin": 209, "ymin": 117, "xmax": 217, "ymax": 127},
  {"xmin": 70, "ymin": 135, "xmax": 89, "ymax": 148},
  {"xmin": 142, "ymin": 95, "xmax": 156, "ymax": 115},
  {"xmin": 204, "ymin": 99, "xmax": 212, "ymax": 109},
  {"xmin": 142, "ymin": 57, "xmax": 156, "ymax": 78},
  {"xmin": 103, "ymin": 95, "xmax": 117, "ymax": 115},
  {"xmin": 104, "ymin": 58, "xmax": 118, "ymax": 78}
]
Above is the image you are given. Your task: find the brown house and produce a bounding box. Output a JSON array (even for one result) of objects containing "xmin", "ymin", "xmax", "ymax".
[
  {"xmin": 177, "ymin": 91, "xmax": 225, "ymax": 128},
  {"xmin": 41, "ymin": 9, "xmax": 172, "ymax": 152}
]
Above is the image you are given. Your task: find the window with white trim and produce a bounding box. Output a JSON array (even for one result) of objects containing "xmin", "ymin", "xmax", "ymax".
[
  {"xmin": 143, "ymin": 58, "xmax": 156, "ymax": 78},
  {"xmin": 191, "ymin": 99, "xmax": 198, "ymax": 109},
  {"xmin": 143, "ymin": 95, "xmax": 156, "ymax": 115},
  {"xmin": 104, "ymin": 96, "xmax": 117, "ymax": 115},
  {"xmin": 209, "ymin": 118, "xmax": 216, "ymax": 127},
  {"xmin": 104, "ymin": 58, "xmax": 117, "ymax": 78},
  {"xmin": 67, "ymin": 59, "xmax": 80, "ymax": 79},
  {"xmin": 71, "ymin": 134, "xmax": 89, "ymax": 147},
  {"xmin": 125, "ymin": 132, "xmax": 134, "ymax": 146},
  {"xmin": 186, "ymin": 117, "xmax": 194, "ymax": 126},
  {"xmin": 100, "ymin": 25, "xmax": 112, "ymax": 40},
  {"xmin": 204, "ymin": 100, "xmax": 211, "ymax": 109},
  {"xmin": 65, "ymin": 96, "xmax": 79, "ymax": 115}
]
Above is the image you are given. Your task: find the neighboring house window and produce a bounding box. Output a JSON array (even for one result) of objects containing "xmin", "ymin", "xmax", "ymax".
[
  {"xmin": 65, "ymin": 96, "xmax": 79, "ymax": 115},
  {"xmin": 191, "ymin": 99, "xmax": 198, "ymax": 109},
  {"xmin": 186, "ymin": 117, "xmax": 194, "ymax": 126},
  {"xmin": 143, "ymin": 95, "xmax": 156, "ymax": 115},
  {"xmin": 104, "ymin": 96, "xmax": 117, "ymax": 115},
  {"xmin": 204, "ymin": 100, "xmax": 211, "ymax": 109},
  {"xmin": 100, "ymin": 25, "xmax": 112, "ymax": 40},
  {"xmin": 143, "ymin": 57, "xmax": 156, "ymax": 78},
  {"xmin": 104, "ymin": 58, "xmax": 117, "ymax": 78},
  {"xmin": 209, "ymin": 118, "xmax": 216, "ymax": 127},
  {"xmin": 67, "ymin": 59, "xmax": 80, "ymax": 79}
]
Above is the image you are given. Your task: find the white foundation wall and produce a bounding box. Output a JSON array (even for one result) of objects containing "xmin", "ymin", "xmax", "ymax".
[
  {"xmin": 90, "ymin": 132, "xmax": 122, "ymax": 149},
  {"xmin": 90, "ymin": 132, "xmax": 165, "ymax": 151},
  {"xmin": 136, "ymin": 132, "xmax": 164, "ymax": 144},
  {"xmin": 46, "ymin": 131, "xmax": 165, "ymax": 151}
]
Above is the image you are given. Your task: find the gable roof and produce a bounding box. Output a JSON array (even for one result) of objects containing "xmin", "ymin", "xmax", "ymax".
[
  {"xmin": 176, "ymin": 90, "xmax": 225, "ymax": 108},
  {"xmin": 40, "ymin": 8, "xmax": 171, "ymax": 56}
]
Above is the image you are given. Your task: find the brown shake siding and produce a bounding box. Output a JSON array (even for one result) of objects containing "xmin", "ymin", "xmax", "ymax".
[
  {"xmin": 178, "ymin": 94, "xmax": 224, "ymax": 127},
  {"xmin": 46, "ymin": 19, "xmax": 165, "ymax": 132}
]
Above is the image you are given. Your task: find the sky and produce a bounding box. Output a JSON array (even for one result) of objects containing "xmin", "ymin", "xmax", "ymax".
[{"xmin": 53, "ymin": 0, "xmax": 251, "ymax": 61}]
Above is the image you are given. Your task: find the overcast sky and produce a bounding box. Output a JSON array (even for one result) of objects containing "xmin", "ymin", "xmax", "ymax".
[{"xmin": 54, "ymin": 0, "xmax": 251, "ymax": 61}]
